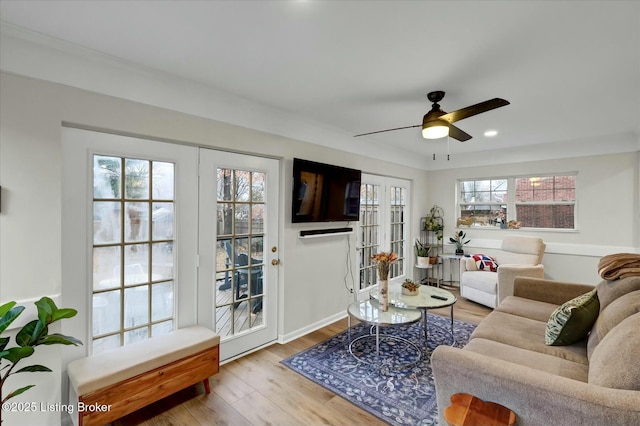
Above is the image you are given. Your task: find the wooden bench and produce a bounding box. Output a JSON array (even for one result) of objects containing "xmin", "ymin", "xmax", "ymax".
[{"xmin": 67, "ymin": 325, "xmax": 220, "ymax": 426}]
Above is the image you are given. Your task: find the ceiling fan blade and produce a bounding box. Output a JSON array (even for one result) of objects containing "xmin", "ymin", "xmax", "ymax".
[
  {"xmin": 354, "ymin": 124, "xmax": 421, "ymax": 137},
  {"xmin": 448, "ymin": 124, "xmax": 472, "ymax": 142},
  {"xmin": 440, "ymin": 98, "xmax": 510, "ymax": 124}
]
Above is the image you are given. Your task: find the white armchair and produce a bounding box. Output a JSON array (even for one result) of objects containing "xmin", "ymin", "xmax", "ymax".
[{"xmin": 459, "ymin": 235, "xmax": 546, "ymax": 308}]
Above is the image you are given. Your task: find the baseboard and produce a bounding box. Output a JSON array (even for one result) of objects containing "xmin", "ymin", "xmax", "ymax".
[{"xmin": 279, "ymin": 310, "xmax": 347, "ymax": 344}]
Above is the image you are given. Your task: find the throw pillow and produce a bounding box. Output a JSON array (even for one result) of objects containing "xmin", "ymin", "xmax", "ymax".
[
  {"xmin": 545, "ymin": 289, "xmax": 600, "ymax": 346},
  {"xmin": 472, "ymin": 254, "xmax": 498, "ymax": 272}
]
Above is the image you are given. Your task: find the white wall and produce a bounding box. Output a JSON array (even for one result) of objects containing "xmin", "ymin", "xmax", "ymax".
[
  {"xmin": 0, "ymin": 72, "xmax": 428, "ymax": 425},
  {"xmin": 425, "ymin": 152, "xmax": 640, "ymax": 284}
]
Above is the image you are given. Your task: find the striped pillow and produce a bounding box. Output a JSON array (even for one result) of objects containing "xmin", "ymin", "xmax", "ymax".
[{"xmin": 545, "ymin": 289, "xmax": 600, "ymax": 346}]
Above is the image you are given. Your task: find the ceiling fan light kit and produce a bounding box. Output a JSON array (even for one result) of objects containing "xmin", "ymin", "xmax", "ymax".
[
  {"xmin": 355, "ymin": 90, "xmax": 510, "ymax": 144},
  {"xmin": 422, "ymin": 119, "xmax": 449, "ymax": 139}
]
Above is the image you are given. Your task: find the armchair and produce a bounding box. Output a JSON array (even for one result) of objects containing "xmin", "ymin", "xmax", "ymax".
[{"xmin": 459, "ymin": 235, "xmax": 545, "ymax": 308}]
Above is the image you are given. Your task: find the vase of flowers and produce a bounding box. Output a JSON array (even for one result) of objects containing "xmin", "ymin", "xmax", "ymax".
[
  {"xmin": 371, "ymin": 251, "xmax": 398, "ymax": 311},
  {"xmin": 449, "ymin": 230, "xmax": 470, "ymax": 255}
]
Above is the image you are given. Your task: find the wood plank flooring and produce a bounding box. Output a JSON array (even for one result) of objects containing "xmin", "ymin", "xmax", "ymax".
[{"xmin": 113, "ymin": 286, "xmax": 491, "ymax": 426}]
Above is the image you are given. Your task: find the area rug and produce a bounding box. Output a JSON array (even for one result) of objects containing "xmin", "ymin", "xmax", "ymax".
[{"xmin": 281, "ymin": 313, "xmax": 476, "ymax": 426}]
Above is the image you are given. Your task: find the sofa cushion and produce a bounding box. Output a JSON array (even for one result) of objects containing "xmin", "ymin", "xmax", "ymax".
[
  {"xmin": 461, "ymin": 271, "xmax": 497, "ymax": 293},
  {"xmin": 588, "ymin": 312, "xmax": 640, "ymax": 390},
  {"xmin": 496, "ymin": 296, "xmax": 559, "ymax": 323},
  {"xmin": 587, "ymin": 290, "xmax": 640, "ymax": 360},
  {"xmin": 595, "ymin": 276, "xmax": 640, "ymax": 311},
  {"xmin": 545, "ymin": 289, "xmax": 599, "ymax": 346},
  {"xmin": 471, "ymin": 311, "xmax": 588, "ymax": 364},
  {"xmin": 464, "ymin": 338, "xmax": 589, "ymax": 382},
  {"xmin": 68, "ymin": 325, "xmax": 220, "ymax": 395},
  {"xmin": 501, "ymin": 235, "xmax": 545, "ymax": 257},
  {"xmin": 495, "ymin": 252, "xmax": 539, "ymax": 266}
]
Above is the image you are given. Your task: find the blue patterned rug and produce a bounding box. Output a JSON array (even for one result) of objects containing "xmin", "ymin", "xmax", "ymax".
[{"xmin": 281, "ymin": 313, "xmax": 476, "ymax": 425}]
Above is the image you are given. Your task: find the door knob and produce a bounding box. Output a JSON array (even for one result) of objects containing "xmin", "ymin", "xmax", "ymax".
[{"xmin": 271, "ymin": 259, "xmax": 280, "ymax": 265}]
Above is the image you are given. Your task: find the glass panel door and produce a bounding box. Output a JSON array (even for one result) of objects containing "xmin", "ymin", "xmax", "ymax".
[
  {"xmin": 92, "ymin": 155, "xmax": 176, "ymax": 353},
  {"xmin": 198, "ymin": 150, "xmax": 279, "ymax": 361},
  {"xmin": 215, "ymin": 168, "xmax": 266, "ymax": 336}
]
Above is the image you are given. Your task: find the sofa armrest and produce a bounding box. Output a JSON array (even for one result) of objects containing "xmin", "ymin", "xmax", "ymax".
[
  {"xmin": 432, "ymin": 345, "xmax": 640, "ymax": 426},
  {"xmin": 496, "ymin": 264, "xmax": 544, "ymax": 305},
  {"xmin": 513, "ymin": 276, "xmax": 594, "ymax": 305}
]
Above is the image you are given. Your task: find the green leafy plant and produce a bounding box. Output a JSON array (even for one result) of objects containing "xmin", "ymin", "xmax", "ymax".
[
  {"xmin": 414, "ymin": 239, "xmax": 432, "ymax": 257},
  {"xmin": 449, "ymin": 230, "xmax": 470, "ymax": 251},
  {"xmin": 0, "ymin": 297, "xmax": 82, "ymax": 417},
  {"xmin": 424, "ymin": 206, "xmax": 444, "ymax": 240}
]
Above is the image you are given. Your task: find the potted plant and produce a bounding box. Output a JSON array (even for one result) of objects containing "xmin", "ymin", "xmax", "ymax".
[
  {"xmin": 414, "ymin": 239, "xmax": 432, "ymax": 267},
  {"xmin": 1, "ymin": 297, "xmax": 82, "ymax": 422},
  {"xmin": 449, "ymin": 230, "xmax": 470, "ymax": 255},
  {"xmin": 401, "ymin": 279, "xmax": 420, "ymax": 296},
  {"xmin": 424, "ymin": 205, "xmax": 444, "ymax": 240}
]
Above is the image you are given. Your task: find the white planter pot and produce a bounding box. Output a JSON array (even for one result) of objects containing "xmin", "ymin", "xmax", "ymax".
[{"xmin": 417, "ymin": 256, "xmax": 432, "ymax": 267}]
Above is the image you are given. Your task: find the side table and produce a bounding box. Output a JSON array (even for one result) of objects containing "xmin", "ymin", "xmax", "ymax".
[
  {"xmin": 444, "ymin": 393, "xmax": 516, "ymax": 426},
  {"xmin": 440, "ymin": 254, "xmax": 465, "ymax": 286}
]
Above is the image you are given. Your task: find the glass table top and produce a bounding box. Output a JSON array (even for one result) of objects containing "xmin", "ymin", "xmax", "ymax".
[
  {"xmin": 370, "ymin": 284, "xmax": 457, "ymax": 309},
  {"xmin": 347, "ymin": 299, "xmax": 421, "ymax": 326}
]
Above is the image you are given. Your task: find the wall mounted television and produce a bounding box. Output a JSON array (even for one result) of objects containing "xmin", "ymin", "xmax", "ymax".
[{"xmin": 292, "ymin": 158, "xmax": 361, "ymax": 223}]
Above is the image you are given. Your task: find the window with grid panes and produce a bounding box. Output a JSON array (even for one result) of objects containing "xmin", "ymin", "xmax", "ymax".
[
  {"xmin": 91, "ymin": 155, "xmax": 175, "ymax": 354},
  {"xmin": 458, "ymin": 174, "xmax": 576, "ymax": 230},
  {"xmin": 389, "ymin": 186, "xmax": 406, "ymax": 279},
  {"xmin": 459, "ymin": 179, "xmax": 508, "ymax": 226},
  {"xmin": 358, "ymin": 183, "xmax": 380, "ymax": 290}
]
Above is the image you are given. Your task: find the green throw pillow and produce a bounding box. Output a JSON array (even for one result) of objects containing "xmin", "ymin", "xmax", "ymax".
[{"xmin": 545, "ymin": 289, "xmax": 600, "ymax": 346}]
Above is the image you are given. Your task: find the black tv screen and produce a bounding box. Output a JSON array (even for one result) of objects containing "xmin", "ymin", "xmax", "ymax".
[{"xmin": 292, "ymin": 158, "xmax": 361, "ymax": 223}]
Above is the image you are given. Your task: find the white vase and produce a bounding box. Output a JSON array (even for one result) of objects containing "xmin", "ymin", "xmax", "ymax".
[{"xmin": 379, "ymin": 279, "xmax": 389, "ymax": 311}]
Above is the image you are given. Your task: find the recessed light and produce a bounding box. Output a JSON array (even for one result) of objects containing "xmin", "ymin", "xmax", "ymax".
[{"xmin": 484, "ymin": 130, "xmax": 498, "ymax": 137}]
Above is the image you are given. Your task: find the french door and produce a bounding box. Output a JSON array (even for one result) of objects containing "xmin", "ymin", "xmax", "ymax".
[
  {"xmin": 198, "ymin": 150, "xmax": 279, "ymax": 361},
  {"xmin": 62, "ymin": 128, "xmax": 279, "ymax": 363},
  {"xmin": 357, "ymin": 174, "xmax": 410, "ymax": 298}
]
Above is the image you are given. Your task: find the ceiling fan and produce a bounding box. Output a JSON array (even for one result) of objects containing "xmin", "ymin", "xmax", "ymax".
[{"xmin": 354, "ymin": 91, "xmax": 510, "ymax": 142}]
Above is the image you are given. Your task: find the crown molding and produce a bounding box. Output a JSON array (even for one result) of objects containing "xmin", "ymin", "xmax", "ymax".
[
  {"xmin": 0, "ymin": 22, "xmax": 423, "ymax": 168},
  {"xmin": 1, "ymin": 22, "xmax": 637, "ymax": 172}
]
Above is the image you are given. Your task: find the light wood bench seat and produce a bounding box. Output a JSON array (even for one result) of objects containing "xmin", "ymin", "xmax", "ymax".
[{"xmin": 67, "ymin": 325, "xmax": 220, "ymax": 426}]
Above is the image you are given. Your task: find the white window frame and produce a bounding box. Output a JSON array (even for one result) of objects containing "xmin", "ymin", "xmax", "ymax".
[
  {"xmin": 61, "ymin": 128, "xmax": 198, "ymax": 359},
  {"xmin": 457, "ymin": 172, "xmax": 577, "ymax": 231}
]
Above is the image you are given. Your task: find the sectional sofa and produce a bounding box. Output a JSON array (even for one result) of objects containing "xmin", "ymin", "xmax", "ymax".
[{"xmin": 432, "ymin": 275, "xmax": 640, "ymax": 425}]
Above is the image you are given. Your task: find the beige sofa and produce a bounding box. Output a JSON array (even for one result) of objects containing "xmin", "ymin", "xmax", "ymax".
[{"xmin": 432, "ymin": 276, "xmax": 640, "ymax": 425}]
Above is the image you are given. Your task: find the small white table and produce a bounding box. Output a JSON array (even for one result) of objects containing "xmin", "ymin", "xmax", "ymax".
[
  {"xmin": 347, "ymin": 299, "xmax": 422, "ymax": 372},
  {"xmin": 440, "ymin": 254, "xmax": 465, "ymax": 285}
]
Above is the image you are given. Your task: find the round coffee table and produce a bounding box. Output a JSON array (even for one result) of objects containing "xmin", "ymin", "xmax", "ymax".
[
  {"xmin": 347, "ymin": 299, "xmax": 422, "ymax": 372},
  {"xmin": 370, "ymin": 284, "xmax": 457, "ymax": 347}
]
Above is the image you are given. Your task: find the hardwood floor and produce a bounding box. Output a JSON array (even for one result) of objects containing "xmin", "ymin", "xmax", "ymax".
[{"xmin": 113, "ymin": 286, "xmax": 491, "ymax": 426}]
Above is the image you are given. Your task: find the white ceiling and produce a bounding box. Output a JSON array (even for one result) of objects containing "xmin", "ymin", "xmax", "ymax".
[{"xmin": 1, "ymin": 1, "xmax": 639, "ymax": 169}]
